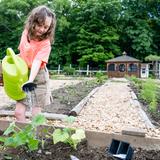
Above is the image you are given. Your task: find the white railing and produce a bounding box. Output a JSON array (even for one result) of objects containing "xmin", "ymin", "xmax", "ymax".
[{"xmin": 49, "ymin": 64, "xmax": 107, "ymax": 76}]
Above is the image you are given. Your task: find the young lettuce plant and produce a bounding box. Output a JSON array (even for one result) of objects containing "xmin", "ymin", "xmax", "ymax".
[
  {"xmin": 51, "ymin": 116, "xmax": 86, "ymax": 149},
  {"xmin": 0, "ymin": 114, "xmax": 46, "ymax": 151}
]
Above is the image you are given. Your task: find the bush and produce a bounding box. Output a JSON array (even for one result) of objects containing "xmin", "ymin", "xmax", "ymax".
[
  {"xmin": 95, "ymin": 71, "xmax": 107, "ymax": 84},
  {"xmin": 140, "ymin": 79, "xmax": 158, "ymax": 112},
  {"xmin": 63, "ymin": 66, "xmax": 76, "ymax": 75}
]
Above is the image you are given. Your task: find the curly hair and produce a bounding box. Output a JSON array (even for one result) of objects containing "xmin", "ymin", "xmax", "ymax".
[{"xmin": 25, "ymin": 5, "xmax": 56, "ymax": 43}]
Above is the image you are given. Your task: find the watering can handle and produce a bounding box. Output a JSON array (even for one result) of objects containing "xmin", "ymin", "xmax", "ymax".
[{"xmin": 6, "ymin": 48, "xmax": 21, "ymax": 73}]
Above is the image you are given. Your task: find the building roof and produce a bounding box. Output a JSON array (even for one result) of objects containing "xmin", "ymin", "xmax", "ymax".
[{"xmin": 106, "ymin": 52, "xmax": 140, "ymax": 62}]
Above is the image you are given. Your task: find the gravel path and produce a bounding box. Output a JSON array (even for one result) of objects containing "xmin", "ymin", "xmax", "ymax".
[{"xmin": 51, "ymin": 78, "xmax": 160, "ymax": 139}]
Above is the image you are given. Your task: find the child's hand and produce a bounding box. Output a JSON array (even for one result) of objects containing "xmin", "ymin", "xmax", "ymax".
[{"xmin": 22, "ymin": 81, "xmax": 37, "ymax": 92}]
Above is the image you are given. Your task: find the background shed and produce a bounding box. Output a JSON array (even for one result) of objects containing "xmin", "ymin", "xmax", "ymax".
[{"xmin": 106, "ymin": 52, "xmax": 141, "ymax": 78}]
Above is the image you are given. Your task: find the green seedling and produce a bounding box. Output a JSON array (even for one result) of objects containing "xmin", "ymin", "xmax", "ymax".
[
  {"xmin": 52, "ymin": 128, "xmax": 85, "ymax": 149},
  {"xmin": 0, "ymin": 114, "xmax": 46, "ymax": 151},
  {"xmin": 51, "ymin": 116, "xmax": 86, "ymax": 149}
]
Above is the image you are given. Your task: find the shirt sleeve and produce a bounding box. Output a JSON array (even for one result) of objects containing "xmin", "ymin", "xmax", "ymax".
[
  {"xmin": 35, "ymin": 40, "xmax": 51, "ymax": 63},
  {"xmin": 18, "ymin": 30, "xmax": 28, "ymax": 51}
]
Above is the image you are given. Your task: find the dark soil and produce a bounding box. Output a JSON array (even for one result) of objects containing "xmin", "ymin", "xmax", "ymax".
[
  {"xmin": 1, "ymin": 139, "xmax": 160, "ymax": 160},
  {"xmin": 0, "ymin": 140, "xmax": 113, "ymax": 160},
  {"xmin": 2, "ymin": 80, "xmax": 101, "ymax": 115},
  {"xmin": 44, "ymin": 80, "xmax": 101, "ymax": 115}
]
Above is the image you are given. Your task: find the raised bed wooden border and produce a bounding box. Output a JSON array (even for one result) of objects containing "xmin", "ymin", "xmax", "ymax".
[{"xmin": 0, "ymin": 119, "xmax": 160, "ymax": 150}]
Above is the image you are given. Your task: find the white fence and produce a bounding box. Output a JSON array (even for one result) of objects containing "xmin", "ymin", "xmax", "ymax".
[{"xmin": 49, "ymin": 64, "xmax": 107, "ymax": 76}]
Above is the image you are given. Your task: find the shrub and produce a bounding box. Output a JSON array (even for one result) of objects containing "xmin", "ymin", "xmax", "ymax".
[
  {"xmin": 63, "ymin": 66, "xmax": 76, "ymax": 75},
  {"xmin": 95, "ymin": 71, "xmax": 107, "ymax": 84},
  {"xmin": 140, "ymin": 79, "xmax": 158, "ymax": 112}
]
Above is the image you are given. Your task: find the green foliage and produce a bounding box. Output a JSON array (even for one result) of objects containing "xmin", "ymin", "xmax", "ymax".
[
  {"xmin": 51, "ymin": 116, "xmax": 85, "ymax": 149},
  {"xmin": 140, "ymin": 79, "xmax": 158, "ymax": 112},
  {"xmin": 95, "ymin": 71, "xmax": 107, "ymax": 84},
  {"xmin": 0, "ymin": 114, "xmax": 85, "ymax": 153},
  {"xmin": 78, "ymin": 51, "xmax": 114, "ymax": 68},
  {"xmin": 0, "ymin": 114, "xmax": 46, "ymax": 151},
  {"xmin": 127, "ymin": 75, "xmax": 142, "ymax": 90},
  {"xmin": 63, "ymin": 115, "xmax": 76, "ymax": 124},
  {"xmin": 52, "ymin": 128, "xmax": 85, "ymax": 149},
  {"xmin": 0, "ymin": 0, "xmax": 160, "ymax": 68},
  {"xmin": 119, "ymin": 0, "xmax": 159, "ymax": 59},
  {"xmin": 128, "ymin": 75, "xmax": 142, "ymax": 85},
  {"xmin": 125, "ymin": 20, "xmax": 154, "ymax": 58},
  {"xmin": 63, "ymin": 66, "xmax": 76, "ymax": 75},
  {"xmin": 145, "ymin": 55, "xmax": 160, "ymax": 62}
]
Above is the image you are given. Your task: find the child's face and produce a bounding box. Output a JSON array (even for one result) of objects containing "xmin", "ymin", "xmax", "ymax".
[{"xmin": 34, "ymin": 16, "xmax": 52, "ymax": 38}]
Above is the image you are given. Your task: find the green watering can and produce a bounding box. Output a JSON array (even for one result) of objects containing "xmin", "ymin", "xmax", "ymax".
[{"xmin": 2, "ymin": 48, "xmax": 28, "ymax": 100}]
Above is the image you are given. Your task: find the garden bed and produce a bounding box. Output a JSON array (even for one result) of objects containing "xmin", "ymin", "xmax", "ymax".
[
  {"xmin": 1, "ymin": 119, "xmax": 160, "ymax": 160},
  {"xmin": 0, "ymin": 80, "xmax": 101, "ymax": 116},
  {"xmin": 1, "ymin": 78, "xmax": 160, "ymax": 159},
  {"xmin": 129, "ymin": 80, "xmax": 160, "ymax": 127},
  {"xmin": 0, "ymin": 140, "xmax": 112, "ymax": 160}
]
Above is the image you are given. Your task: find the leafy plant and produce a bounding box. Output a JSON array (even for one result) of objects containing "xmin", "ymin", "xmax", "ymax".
[
  {"xmin": 140, "ymin": 79, "xmax": 158, "ymax": 112},
  {"xmin": 128, "ymin": 75, "xmax": 142, "ymax": 89},
  {"xmin": 63, "ymin": 66, "xmax": 76, "ymax": 75},
  {"xmin": 95, "ymin": 71, "xmax": 107, "ymax": 84},
  {"xmin": 51, "ymin": 116, "xmax": 85, "ymax": 149},
  {"xmin": 0, "ymin": 114, "xmax": 46, "ymax": 151}
]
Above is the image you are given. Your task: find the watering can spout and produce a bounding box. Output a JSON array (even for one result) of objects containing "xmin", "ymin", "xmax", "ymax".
[
  {"xmin": 2, "ymin": 48, "xmax": 28, "ymax": 100},
  {"xmin": 6, "ymin": 48, "xmax": 13, "ymax": 56}
]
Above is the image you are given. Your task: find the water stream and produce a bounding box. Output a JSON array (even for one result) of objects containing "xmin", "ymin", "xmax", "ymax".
[{"xmin": 26, "ymin": 91, "xmax": 33, "ymax": 113}]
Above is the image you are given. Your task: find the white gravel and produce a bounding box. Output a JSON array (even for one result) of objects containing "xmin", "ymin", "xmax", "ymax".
[{"xmin": 50, "ymin": 78, "xmax": 160, "ymax": 139}]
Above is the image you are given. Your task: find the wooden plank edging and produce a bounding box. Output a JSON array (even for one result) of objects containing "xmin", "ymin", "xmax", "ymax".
[
  {"xmin": 69, "ymin": 86, "xmax": 100, "ymax": 116},
  {"xmin": 0, "ymin": 120, "xmax": 160, "ymax": 150},
  {"xmin": 69, "ymin": 82, "xmax": 108, "ymax": 116},
  {"xmin": 0, "ymin": 110, "xmax": 67, "ymax": 120}
]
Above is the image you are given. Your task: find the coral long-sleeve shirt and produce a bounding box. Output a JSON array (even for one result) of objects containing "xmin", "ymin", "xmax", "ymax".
[{"xmin": 18, "ymin": 29, "xmax": 51, "ymax": 69}]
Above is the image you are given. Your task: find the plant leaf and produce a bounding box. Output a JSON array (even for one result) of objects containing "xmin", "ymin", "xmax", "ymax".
[
  {"xmin": 27, "ymin": 138, "xmax": 39, "ymax": 151},
  {"xmin": 3, "ymin": 122, "xmax": 16, "ymax": 136},
  {"xmin": 71, "ymin": 129, "xmax": 86, "ymax": 142},
  {"xmin": 52, "ymin": 129, "xmax": 69, "ymax": 144},
  {"xmin": 63, "ymin": 116, "xmax": 76, "ymax": 124},
  {"xmin": 4, "ymin": 137, "xmax": 17, "ymax": 148},
  {"xmin": 13, "ymin": 131, "xmax": 28, "ymax": 146},
  {"xmin": 0, "ymin": 136, "xmax": 5, "ymax": 143},
  {"xmin": 31, "ymin": 114, "xmax": 46, "ymax": 127}
]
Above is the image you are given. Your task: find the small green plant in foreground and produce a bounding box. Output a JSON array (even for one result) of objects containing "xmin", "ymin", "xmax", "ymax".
[
  {"xmin": 0, "ymin": 114, "xmax": 46, "ymax": 151},
  {"xmin": 51, "ymin": 116, "xmax": 86, "ymax": 149},
  {"xmin": 0, "ymin": 115, "xmax": 86, "ymax": 154}
]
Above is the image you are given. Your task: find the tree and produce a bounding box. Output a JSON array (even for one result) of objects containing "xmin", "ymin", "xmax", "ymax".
[{"xmin": 119, "ymin": 0, "xmax": 160, "ymax": 60}]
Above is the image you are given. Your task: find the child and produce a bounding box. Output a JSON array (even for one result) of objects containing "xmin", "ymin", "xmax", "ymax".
[{"xmin": 15, "ymin": 5, "xmax": 56, "ymax": 122}]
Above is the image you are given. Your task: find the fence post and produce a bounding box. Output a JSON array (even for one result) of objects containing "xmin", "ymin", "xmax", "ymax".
[
  {"xmin": 86, "ymin": 65, "xmax": 89, "ymax": 76},
  {"xmin": 58, "ymin": 64, "xmax": 60, "ymax": 74},
  {"xmin": 79, "ymin": 67, "xmax": 81, "ymax": 76}
]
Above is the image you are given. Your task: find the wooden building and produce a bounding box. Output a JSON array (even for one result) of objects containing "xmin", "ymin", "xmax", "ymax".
[{"xmin": 106, "ymin": 52, "xmax": 141, "ymax": 78}]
